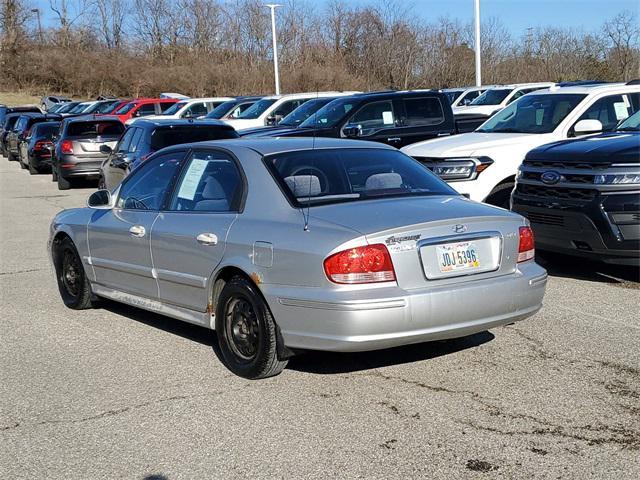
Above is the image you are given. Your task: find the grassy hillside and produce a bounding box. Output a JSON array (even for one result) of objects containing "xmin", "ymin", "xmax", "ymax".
[{"xmin": 0, "ymin": 91, "xmax": 42, "ymax": 107}]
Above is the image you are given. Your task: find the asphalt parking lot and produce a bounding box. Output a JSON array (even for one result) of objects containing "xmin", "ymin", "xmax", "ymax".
[{"xmin": 1, "ymin": 157, "xmax": 638, "ymax": 480}]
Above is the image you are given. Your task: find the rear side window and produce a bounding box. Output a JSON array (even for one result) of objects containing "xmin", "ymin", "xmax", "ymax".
[
  {"xmin": 170, "ymin": 150, "xmax": 242, "ymax": 212},
  {"xmin": 67, "ymin": 121, "xmax": 124, "ymax": 137},
  {"xmin": 347, "ymin": 101, "xmax": 396, "ymax": 136},
  {"xmin": 150, "ymin": 126, "xmax": 237, "ymax": 151},
  {"xmin": 265, "ymin": 148, "xmax": 456, "ymax": 207},
  {"xmin": 403, "ymin": 97, "xmax": 445, "ymax": 126}
]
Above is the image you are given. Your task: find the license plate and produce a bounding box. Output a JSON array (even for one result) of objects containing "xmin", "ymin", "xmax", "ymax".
[{"xmin": 436, "ymin": 241, "xmax": 481, "ymax": 273}]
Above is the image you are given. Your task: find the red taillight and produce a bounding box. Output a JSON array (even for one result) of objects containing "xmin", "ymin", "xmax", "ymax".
[
  {"xmin": 60, "ymin": 140, "xmax": 73, "ymax": 154},
  {"xmin": 518, "ymin": 226, "xmax": 535, "ymax": 263},
  {"xmin": 324, "ymin": 244, "xmax": 396, "ymax": 284},
  {"xmin": 34, "ymin": 140, "xmax": 52, "ymax": 151}
]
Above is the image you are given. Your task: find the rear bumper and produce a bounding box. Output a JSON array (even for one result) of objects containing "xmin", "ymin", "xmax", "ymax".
[
  {"xmin": 58, "ymin": 155, "xmax": 103, "ymax": 179},
  {"xmin": 264, "ymin": 262, "xmax": 547, "ymax": 352},
  {"xmin": 512, "ymin": 191, "xmax": 640, "ymax": 266}
]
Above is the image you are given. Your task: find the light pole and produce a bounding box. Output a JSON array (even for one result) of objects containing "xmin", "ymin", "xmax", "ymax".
[
  {"xmin": 266, "ymin": 4, "xmax": 282, "ymax": 95},
  {"xmin": 474, "ymin": 0, "xmax": 481, "ymax": 86},
  {"xmin": 31, "ymin": 8, "xmax": 44, "ymax": 44}
]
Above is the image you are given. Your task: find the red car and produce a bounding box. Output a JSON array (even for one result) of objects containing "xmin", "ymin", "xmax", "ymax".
[{"xmin": 112, "ymin": 98, "xmax": 179, "ymax": 123}]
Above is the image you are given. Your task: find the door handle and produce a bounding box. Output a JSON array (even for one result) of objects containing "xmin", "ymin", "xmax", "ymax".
[
  {"xmin": 196, "ymin": 232, "xmax": 218, "ymax": 246},
  {"xmin": 387, "ymin": 137, "xmax": 401, "ymax": 143},
  {"xmin": 129, "ymin": 225, "xmax": 146, "ymax": 237}
]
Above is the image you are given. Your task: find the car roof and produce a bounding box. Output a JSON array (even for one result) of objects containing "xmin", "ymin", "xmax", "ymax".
[
  {"xmin": 179, "ymin": 97, "xmax": 235, "ymax": 103},
  {"xmin": 132, "ymin": 118, "xmax": 233, "ymax": 128},
  {"xmin": 130, "ymin": 98, "xmax": 179, "ymax": 104},
  {"xmin": 262, "ymin": 92, "xmax": 358, "ymax": 101},
  {"xmin": 64, "ymin": 114, "xmax": 124, "ymax": 123},
  {"xmin": 529, "ymin": 83, "xmax": 634, "ymax": 95},
  {"xmin": 158, "ymin": 137, "xmax": 395, "ymax": 157}
]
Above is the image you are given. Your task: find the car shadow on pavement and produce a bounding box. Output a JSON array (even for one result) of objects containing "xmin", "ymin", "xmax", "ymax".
[
  {"xmin": 537, "ymin": 252, "xmax": 639, "ymax": 286},
  {"xmin": 101, "ymin": 300, "xmax": 214, "ymax": 347},
  {"xmin": 287, "ymin": 331, "xmax": 495, "ymax": 375},
  {"xmin": 100, "ymin": 299, "xmax": 495, "ymax": 375}
]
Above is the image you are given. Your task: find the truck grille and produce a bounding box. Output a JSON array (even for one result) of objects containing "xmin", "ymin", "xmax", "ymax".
[
  {"xmin": 523, "ymin": 160, "xmax": 611, "ymax": 170},
  {"xmin": 524, "ymin": 211, "xmax": 565, "ymax": 226},
  {"xmin": 516, "ymin": 184, "xmax": 597, "ymax": 201}
]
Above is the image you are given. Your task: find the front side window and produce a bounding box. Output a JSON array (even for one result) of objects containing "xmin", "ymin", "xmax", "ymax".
[
  {"xmin": 265, "ymin": 148, "xmax": 456, "ymax": 207},
  {"xmin": 478, "ymin": 94, "xmax": 586, "ymax": 134},
  {"xmin": 170, "ymin": 150, "xmax": 242, "ymax": 212},
  {"xmin": 444, "ymin": 90, "xmax": 464, "ymax": 104},
  {"xmin": 116, "ymin": 102, "xmax": 136, "ymax": 115},
  {"xmin": 457, "ymin": 90, "xmax": 482, "ymax": 106},
  {"xmin": 576, "ymin": 94, "xmax": 638, "ymax": 132},
  {"xmin": 162, "ymin": 101, "xmax": 188, "ymax": 116},
  {"xmin": 273, "ymin": 99, "xmax": 309, "ymax": 118},
  {"xmin": 137, "ymin": 104, "xmax": 156, "ymax": 116},
  {"xmin": 183, "ymin": 102, "xmax": 208, "ymax": 117},
  {"xmin": 300, "ymin": 97, "xmax": 358, "ymax": 128},
  {"xmin": 116, "ymin": 127, "xmax": 136, "ymax": 153},
  {"xmin": 403, "ymin": 97, "xmax": 445, "ymax": 127},
  {"xmin": 117, "ymin": 151, "xmax": 186, "ymax": 210},
  {"xmin": 346, "ymin": 101, "xmax": 396, "ymax": 136},
  {"xmin": 279, "ymin": 98, "xmax": 333, "ymax": 127}
]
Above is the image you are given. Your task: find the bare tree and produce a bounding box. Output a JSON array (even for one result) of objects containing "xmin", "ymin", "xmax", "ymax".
[
  {"xmin": 95, "ymin": 0, "xmax": 127, "ymax": 50},
  {"xmin": 603, "ymin": 10, "xmax": 640, "ymax": 80}
]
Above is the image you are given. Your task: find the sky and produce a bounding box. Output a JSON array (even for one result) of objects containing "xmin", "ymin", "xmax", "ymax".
[{"xmin": 29, "ymin": 0, "xmax": 640, "ymax": 37}]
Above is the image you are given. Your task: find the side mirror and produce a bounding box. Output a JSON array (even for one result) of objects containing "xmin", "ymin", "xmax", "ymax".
[
  {"xmin": 573, "ymin": 119, "xmax": 603, "ymax": 136},
  {"xmin": 182, "ymin": 111, "xmax": 193, "ymax": 118},
  {"xmin": 87, "ymin": 189, "xmax": 112, "ymax": 209},
  {"xmin": 100, "ymin": 144, "xmax": 112, "ymax": 154},
  {"xmin": 462, "ymin": 98, "xmax": 472, "ymax": 106},
  {"xmin": 265, "ymin": 115, "xmax": 277, "ymax": 126},
  {"xmin": 343, "ymin": 124, "xmax": 363, "ymax": 138},
  {"xmin": 134, "ymin": 110, "xmax": 141, "ymax": 117}
]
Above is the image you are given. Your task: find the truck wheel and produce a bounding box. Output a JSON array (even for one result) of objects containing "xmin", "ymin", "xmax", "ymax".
[
  {"xmin": 57, "ymin": 173, "xmax": 72, "ymax": 190},
  {"xmin": 53, "ymin": 236, "xmax": 95, "ymax": 309},
  {"xmin": 486, "ymin": 182, "xmax": 515, "ymax": 209},
  {"xmin": 7, "ymin": 151, "xmax": 16, "ymax": 162},
  {"xmin": 215, "ymin": 275, "xmax": 288, "ymax": 379}
]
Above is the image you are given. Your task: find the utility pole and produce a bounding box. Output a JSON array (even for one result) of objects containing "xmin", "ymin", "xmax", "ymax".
[
  {"xmin": 31, "ymin": 8, "xmax": 44, "ymax": 44},
  {"xmin": 474, "ymin": 0, "xmax": 481, "ymax": 86},
  {"xmin": 266, "ymin": 4, "xmax": 282, "ymax": 95}
]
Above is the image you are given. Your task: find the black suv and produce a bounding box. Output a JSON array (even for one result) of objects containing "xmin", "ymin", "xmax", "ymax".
[
  {"xmin": 243, "ymin": 91, "xmax": 455, "ymax": 148},
  {"xmin": 512, "ymin": 110, "xmax": 640, "ymax": 266},
  {"xmin": 20, "ymin": 121, "xmax": 61, "ymax": 174},
  {"xmin": 6, "ymin": 113, "xmax": 61, "ymax": 165},
  {"xmin": 99, "ymin": 118, "xmax": 239, "ymax": 190}
]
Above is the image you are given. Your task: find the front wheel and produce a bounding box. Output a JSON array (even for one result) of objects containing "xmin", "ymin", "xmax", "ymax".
[
  {"xmin": 57, "ymin": 172, "xmax": 71, "ymax": 190},
  {"xmin": 53, "ymin": 237, "xmax": 95, "ymax": 309},
  {"xmin": 28, "ymin": 158, "xmax": 39, "ymax": 174},
  {"xmin": 486, "ymin": 182, "xmax": 515, "ymax": 210},
  {"xmin": 215, "ymin": 276, "xmax": 287, "ymax": 379}
]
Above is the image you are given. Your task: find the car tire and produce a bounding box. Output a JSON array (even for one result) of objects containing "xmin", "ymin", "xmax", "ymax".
[
  {"xmin": 57, "ymin": 173, "xmax": 71, "ymax": 190},
  {"xmin": 486, "ymin": 182, "xmax": 515, "ymax": 209},
  {"xmin": 53, "ymin": 236, "xmax": 95, "ymax": 310},
  {"xmin": 7, "ymin": 151, "xmax": 16, "ymax": 162},
  {"xmin": 28, "ymin": 159, "xmax": 39, "ymax": 175},
  {"xmin": 52, "ymin": 166, "xmax": 58, "ymax": 181},
  {"xmin": 215, "ymin": 275, "xmax": 288, "ymax": 379},
  {"xmin": 19, "ymin": 155, "xmax": 27, "ymax": 169}
]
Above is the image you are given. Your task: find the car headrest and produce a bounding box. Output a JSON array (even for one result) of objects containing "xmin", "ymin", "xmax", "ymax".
[
  {"xmin": 202, "ymin": 177, "xmax": 226, "ymax": 200},
  {"xmin": 284, "ymin": 175, "xmax": 321, "ymax": 197},
  {"xmin": 365, "ymin": 172, "xmax": 402, "ymax": 190}
]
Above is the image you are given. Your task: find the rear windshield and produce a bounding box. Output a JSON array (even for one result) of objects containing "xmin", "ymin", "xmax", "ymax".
[
  {"xmin": 33, "ymin": 122, "xmax": 60, "ymax": 138},
  {"xmin": 150, "ymin": 125, "xmax": 238, "ymax": 150},
  {"xmin": 265, "ymin": 148, "xmax": 457, "ymax": 207},
  {"xmin": 470, "ymin": 88, "xmax": 512, "ymax": 106},
  {"xmin": 67, "ymin": 121, "xmax": 124, "ymax": 137}
]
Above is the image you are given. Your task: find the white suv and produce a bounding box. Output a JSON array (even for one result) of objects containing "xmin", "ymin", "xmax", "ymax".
[
  {"xmin": 402, "ymin": 82, "xmax": 640, "ymax": 207},
  {"xmin": 224, "ymin": 92, "xmax": 358, "ymax": 130},
  {"xmin": 453, "ymin": 82, "xmax": 555, "ymax": 117},
  {"xmin": 128, "ymin": 97, "xmax": 233, "ymax": 124}
]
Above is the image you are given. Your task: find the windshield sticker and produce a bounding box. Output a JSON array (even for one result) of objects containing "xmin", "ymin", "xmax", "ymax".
[
  {"xmin": 613, "ymin": 102, "xmax": 629, "ymax": 121},
  {"xmin": 177, "ymin": 158, "xmax": 208, "ymax": 200},
  {"xmin": 382, "ymin": 111, "xmax": 394, "ymax": 125}
]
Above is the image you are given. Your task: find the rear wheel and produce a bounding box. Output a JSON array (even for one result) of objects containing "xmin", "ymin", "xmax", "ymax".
[
  {"xmin": 53, "ymin": 237, "xmax": 95, "ymax": 309},
  {"xmin": 57, "ymin": 171, "xmax": 71, "ymax": 190},
  {"xmin": 7, "ymin": 151, "xmax": 16, "ymax": 162},
  {"xmin": 28, "ymin": 158, "xmax": 39, "ymax": 174},
  {"xmin": 215, "ymin": 276, "xmax": 287, "ymax": 379}
]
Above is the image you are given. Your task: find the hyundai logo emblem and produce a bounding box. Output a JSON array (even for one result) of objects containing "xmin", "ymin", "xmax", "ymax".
[
  {"xmin": 452, "ymin": 224, "xmax": 467, "ymax": 233},
  {"xmin": 541, "ymin": 170, "xmax": 562, "ymax": 185}
]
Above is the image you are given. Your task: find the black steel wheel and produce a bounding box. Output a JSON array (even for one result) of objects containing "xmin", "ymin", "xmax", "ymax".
[
  {"xmin": 53, "ymin": 236, "xmax": 94, "ymax": 309},
  {"xmin": 215, "ymin": 276, "xmax": 287, "ymax": 379}
]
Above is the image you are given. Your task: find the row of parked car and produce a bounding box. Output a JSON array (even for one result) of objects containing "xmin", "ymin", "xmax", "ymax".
[{"xmin": 2, "ymin": 80, "xmax": 639, "ymax": 266}]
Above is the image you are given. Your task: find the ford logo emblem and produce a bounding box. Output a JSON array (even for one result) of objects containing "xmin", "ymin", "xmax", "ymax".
[
  {"xmin": 541, "ymin": 171, "xmax": 562, "ymax": 185},
  {"xmin": 452, "ymin": 224, "xmax": 467, "ymax": 233}
]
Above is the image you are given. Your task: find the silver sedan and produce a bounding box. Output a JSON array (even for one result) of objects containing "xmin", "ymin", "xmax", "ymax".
[{"xmin": 49, "ymin": 138, "xmax": 547, "ymax": 379}]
